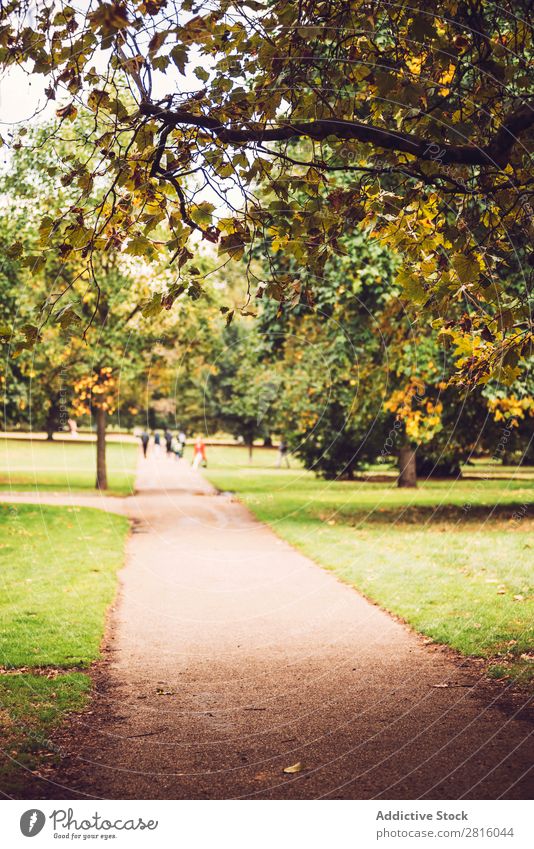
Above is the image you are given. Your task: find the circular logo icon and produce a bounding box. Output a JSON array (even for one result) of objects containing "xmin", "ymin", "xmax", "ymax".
[{"xmin": 20, "ymin": 809, "xmax": 46, "ymax": 837}]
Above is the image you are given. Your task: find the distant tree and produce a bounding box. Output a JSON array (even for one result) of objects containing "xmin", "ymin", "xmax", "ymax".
[
  {"xmin": 67, "ymin": 257, "xmax": 158, "ymax": 489},
  {"xmin": 204, "ymin": 323, "xmax": 275, "ymax": 458},
  {"xmin": 0, "ymin": 120, "xmax": 168, "ymax": 487},
  {"xmin": 257, "ymin": 225, "xmax": 532, "ymax": 484}
]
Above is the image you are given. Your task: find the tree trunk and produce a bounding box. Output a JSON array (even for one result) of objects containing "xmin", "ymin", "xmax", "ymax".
[
  {"xmin": 95, "ymin": 407, "xmax": 107, "ymax": 491},
  {"xmin": 44, "ymin": 402, "xmax": 57, "ymax": 440},
  {"xmin": 247, "ymin": 441, "xmax": 253, "ymax": 461},
  {"xmin": 398, "ymin": 440, "xmax": 417, "ymax": 488}
]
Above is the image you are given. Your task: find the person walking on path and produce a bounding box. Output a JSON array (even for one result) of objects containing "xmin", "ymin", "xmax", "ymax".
[
  {"xmin": 192, "ymin": 435, "xmax": 207, "ymax": 469},
  {"xmin": 140, "ymin": 430, "xmax": 150, "ymax": 459},
  {"xmin": 164, "ymin": 428, "xmax": 173, "ymax": 457},
  {"xmin": 276, "ymin": 438, "xmax": 290, "ymax": 468},
  {"xmin": 153, "ymin": 431, "xmax": 161, "ymax": 455},
  {"xmin": 172, "ymin": 433, "xmax": 183, "ymax": 460},
  {"xmin": 178, "ymin": 428, "xmax": 187, "ymax": 456}
]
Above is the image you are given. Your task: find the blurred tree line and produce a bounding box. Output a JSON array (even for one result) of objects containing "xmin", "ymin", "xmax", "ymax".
[{"xmin": 1, "ymin": 123, "xmax": 532, "ymax": 489}]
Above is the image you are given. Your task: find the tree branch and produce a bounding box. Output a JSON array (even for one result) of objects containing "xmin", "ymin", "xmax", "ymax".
[
  {"xmin": 139, "ymin": 102, "xmax": 534, "ymax": 167},
  {"xmin": 486, "ymin": 103, "xmax": 534, "ymax": 165}
]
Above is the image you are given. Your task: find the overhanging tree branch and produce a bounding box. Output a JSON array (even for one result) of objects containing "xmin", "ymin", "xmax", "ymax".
[{"xmin": 139, "ymin": 102, "xmax": 534, "ymax": 167}]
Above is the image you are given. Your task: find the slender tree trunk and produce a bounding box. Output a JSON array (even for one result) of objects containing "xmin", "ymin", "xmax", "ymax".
[
  {"xmin": 44, "ymin": 403, "xmax": 57, "ymax": 440},
  {"xmin": 247, "ymin": 441, "xmax": 253, "ymax": 461},
  {"xmin": 95, "ymin": 406, "xmax": 107, "ymax": 491},
  {"xmin": 398, "ymin": 440, "xmax": 417, "ymax": 488}
]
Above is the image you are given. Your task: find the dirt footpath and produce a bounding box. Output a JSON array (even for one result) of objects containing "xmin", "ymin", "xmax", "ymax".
[{"xmin": 7, "ymin": 454, "xmax": 534, "ymax": 799}]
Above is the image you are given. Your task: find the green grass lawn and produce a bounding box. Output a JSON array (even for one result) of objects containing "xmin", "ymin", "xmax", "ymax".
[
  {"xmin": 0, "ymin": 502, "xmax": 129, "ymax": 792},
  {"xmin": 0, "ymin": 438, "xmax": 137, "ymax": 496},
  {"xmin": 204, "ymin": 446, "xmax": 534, "ymax": 684}
]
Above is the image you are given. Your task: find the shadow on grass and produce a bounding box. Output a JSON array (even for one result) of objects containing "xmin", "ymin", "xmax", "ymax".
[{"xmin": 317, "ymin": 502, "xmax": 533, "ymax": 526}]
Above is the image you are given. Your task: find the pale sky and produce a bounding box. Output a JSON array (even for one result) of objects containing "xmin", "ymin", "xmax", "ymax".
[
  {"xmin": 0, "ymin": 65, "xmax": 55, "ymax": 126},
  {"xmin": 0, "ymin": 53, "xmax": 247, "ymax": 219}
]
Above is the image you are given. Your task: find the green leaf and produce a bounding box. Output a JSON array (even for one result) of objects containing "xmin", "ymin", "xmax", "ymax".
[
  {"xmin": 142, "ymin": 293, "xmax": 163, "ymax": 318},
  {"xmin": 55, "ymin": 304, "xmax": 81, "ymax": 332},
  {"xmin": 190, "ymin": 201, "xmax": 215, "ymax": 228},
  {"xmin": 6, "ymin": 241, "xmax": 24, "ymax": 259},
  {"xmin": 194, "ymin": 66, "xmax": 209, "ymax": 82},
  {"xmin": 67, "ymin": 225, "xmax": 92, "ymax": 249},
  {"xmin": 396, "ymin": 269, "xmax": 426, "ymax": 304},
  {"xmin": 39, "ymin": 216, "xmax": 55, "ymax": 246},
  {"xmin": 21, "ymin": 255, "xmax": 46, "ymax": 273},
  {"xmin": 170, "ymin": 45, "xmax": 187, "ymax": 74},
  {"xmin": 125, "ymin": 234, "xmax": 153, "ymax": 256},
  {"xmin": 452, "ymin": 254, "xmax": 480, "ymax": 284}
]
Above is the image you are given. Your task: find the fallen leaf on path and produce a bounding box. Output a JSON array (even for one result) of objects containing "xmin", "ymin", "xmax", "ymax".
[
  {"xmin": 432, "ymin": 683, "xmax": 449, "ymax": 688},
  {"xmin": 283, "ymin": 762, "xmax": 303, "ymax": 774},
  {"xmin": 156, "ymin": 688, "xmax": 175, "ymax": 696}
]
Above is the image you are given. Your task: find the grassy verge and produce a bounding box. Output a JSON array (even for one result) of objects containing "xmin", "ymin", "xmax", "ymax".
[
  {"xmin": 0, "ymin": 673, "xmax": 90, "ymax": 794},
  {"xmin": 0, "ymin": 503, "xmax": 129, "ymax": 791},
  {"xmin": 204, "ymin": 446, "xmax": 534, "ymax": 685},
  {"xmin": 0, "ymin": 438, "xmax": 137, "ymax": 496}
]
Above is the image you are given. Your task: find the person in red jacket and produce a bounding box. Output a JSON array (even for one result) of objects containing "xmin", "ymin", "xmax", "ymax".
[{"xmin": 192, "ymin": 436, "xmax": 207, "ymax": 469}]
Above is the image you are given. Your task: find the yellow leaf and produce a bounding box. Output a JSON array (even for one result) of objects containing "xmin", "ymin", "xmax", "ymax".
[
  {"xmin": 452, "ymin": 254, "xmax": 480, "ymax": 284},
  {"xmin": 406, "ymin": 55, "xmax": 424, "ymax": 75},
  {"xmin": 283, "ymin": 762, "xmax": 303, "ymax": 774}
]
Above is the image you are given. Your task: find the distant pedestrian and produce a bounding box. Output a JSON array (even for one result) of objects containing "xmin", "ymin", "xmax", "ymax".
[
  {"xmin": 192, "ymin": 436, "xmax": 207, "ymax": 470},
  {"xmin": 171, "ymin": 434, "xmax": 183, "ymax": 460},
  {"xmin": 140, "ymin": 430, "xmax": 150, "ymax": 458},
  {"xmin": 154, "ymin": 431, "xmax": 161, "ymax": 455},
  {"xmin": 164, "ymin": 429, "xmax": 173, "ymax": 457},
  {"xmin": 276, "ymin": 439, "xmax": 290, "ymax": 468},
  {"xmin": 178, "ymin": 429, "xmax": 187, "ymax": 457}
]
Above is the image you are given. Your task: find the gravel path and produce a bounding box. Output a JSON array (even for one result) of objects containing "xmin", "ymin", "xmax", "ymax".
[{"xmin": 5, "ymin": 454, "xmax": 533, "ymax": 799}]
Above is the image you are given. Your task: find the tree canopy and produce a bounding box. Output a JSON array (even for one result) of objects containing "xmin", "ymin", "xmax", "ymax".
[{"xmin": 0, "ymin": 0, "xmax": 532, "ymax": 384}]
